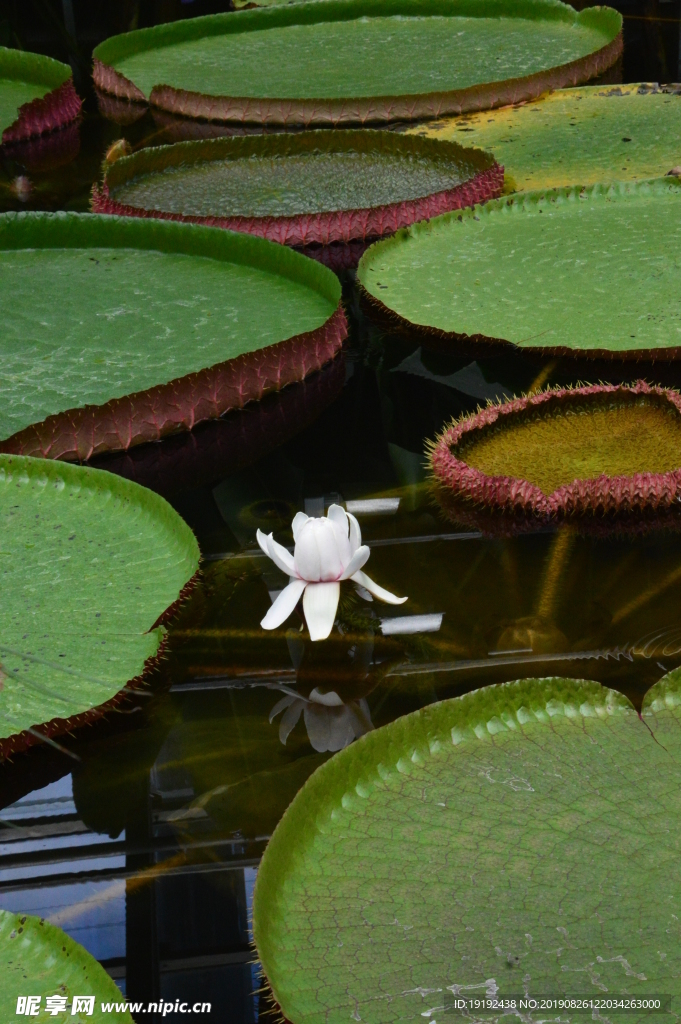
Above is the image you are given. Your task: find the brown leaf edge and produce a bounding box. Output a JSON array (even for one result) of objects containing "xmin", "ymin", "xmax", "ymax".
[
  {"xmin": 428, "ymin": 381, "xmax": 681, "ymax": 536},
  {"xmin": 92, "ymin": 163, "xmax": 504, "ymax": 246},
  {"xmin": 91, "ymin": 349, "xmax": 345, "ymax": 499},
  {"xmin": 92, "ymin": 29, "xmax": 621, "ymax": 126},
  {"xmin": 0, "ymin": 305, "xmax": 347, "ymax": 462},
  {"xmin": 1, "ymin": 79, "xmax": 82, "ymax": 144},
  {"xmin": 0, "ymin": 569, "xmax": 200, "ymax": 763}
]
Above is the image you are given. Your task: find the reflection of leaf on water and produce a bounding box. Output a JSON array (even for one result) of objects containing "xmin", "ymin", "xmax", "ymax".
[{"xmin": 170, "ymin": 753, "xmax": 328, "ymax": 842}]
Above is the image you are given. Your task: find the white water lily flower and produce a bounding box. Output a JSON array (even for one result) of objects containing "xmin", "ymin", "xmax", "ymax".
[
  {"xmin": 257, "ymin": 504, "xmax": 407, "ymax": 641},
  {"xmin": 269, "ymin": 687, "xmax": 374, "ymax": 752}
]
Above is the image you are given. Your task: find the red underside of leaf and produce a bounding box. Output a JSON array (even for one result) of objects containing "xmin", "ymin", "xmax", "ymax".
[
  {"xmin": 93, "ymin": 32, "xmax": 621, "ymax": 125},
  {"xmin": 1, "ymin": 119, "xmax": 80, "ymax": 173},
  {"xmin": 0, "ymin": 572, "xmax": 200, "ymax": 763},
  {"xmin": 93, "ymin": 59, "xmax": 146, "ymax": 104},
  {"xmin": 1, "ymin": 78, "xmax": 82, "ymax": 143},
  {"xmin": 91, "ymin": 350, "xmax": 345, "ymax": 498},
  {"xmin": 92, "ymin": 163, "xmax": 504, "ymax": 248},
  {"xmin": 0, "ymin": 305, "xmax": 347, "ymax": 462},
  {"xmin": 430, "ymin": 382, "xmax": 681, "ymax": 535}
]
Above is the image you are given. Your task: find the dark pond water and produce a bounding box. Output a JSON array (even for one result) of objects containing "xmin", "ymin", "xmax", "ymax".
[{"xmin": 1, "ymin": 9, "xmax": 681, "ymax": 1022}]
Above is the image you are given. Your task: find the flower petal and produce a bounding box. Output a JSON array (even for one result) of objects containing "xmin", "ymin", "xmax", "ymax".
[
  {"xmin": 291, "ymin": 511, "xmax": 309, "ymax": 542},
  {"xmin": 314, "ymin": 520, "xmax": 345, "ymax": 581},
  {"xmin": 269, "ymin": 694, "xmax": 296, "ymax": 722},
  {"xmin": 327, "ymin": 504, "xmax": 348, "ymax": 534},
  {"xmin": 304, "ymin": 704, "xmax": 357, "ymax": 752},
  {"xmin": 340, "ymin": 544, "xmax": 370, "ymax": 580},
  {"xmin": 309, "ymin": 687, "xmax": 344, "ymax": 707},
  {"xmin": 303, "ymin": 581, "xmax": 340, "ymax": 640},
  {"xmin": 261, "ymin": 578, "xmax": 307, "ymax": 630},
  {"xmin": 279, "ymin": 700, "xmax": 304, "ymax": 744},
  {"xmin": 266, "ymin": 534, "xmax": 296, "ymax": 576},
  {"xmin": 347, "ymin": 511, "xmax": 362, "ymax": 553},
  {"xmin": 351, "ymin": 569, "xmax": 407, "ymax": 605},
  {"xmin": 256, "ymin": 528, "xmax": 270, "ymax": 556},
  {"xmin": 294, "ymin": 519, "xmax": 322, "ymax": 581}
]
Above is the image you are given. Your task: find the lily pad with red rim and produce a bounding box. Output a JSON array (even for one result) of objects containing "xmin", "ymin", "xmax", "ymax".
[
  {"xmin": 0, "ymin": 46, "xmax": 81, "ymax": 143},
  {"xmin": 92, "ymin": 130, "xmax": 503, "ymax": 254},
  {"xmin": 253, "ymin": 671, "xmax": 681, "ymax": 1024},
  {"xmin": 358, "ymin": 178, "xmax": 681, "ymax": 361},
  {"xmin": 0, "ymin": 454, "xmax": 199, "ymax": 760},
  {"xmin": 429, "ymin": 382, "xmax": 681, "ymax": 533},
  {"xmin": 92, "ymin": 0, "xmax": 622, "ymax": 127},
  {"xmin": 0, "ymin": 212, "xmax": 345, "ymax": 462}
]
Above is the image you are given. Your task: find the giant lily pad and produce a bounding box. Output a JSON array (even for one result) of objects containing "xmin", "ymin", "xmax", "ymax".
[
  {"xmin": 358, "ymin": 178, "xmax": 681, "ymax": 360},
  {"xmin": 429, "ymin": 382, "xmax": 681, "ymax": 532},
  {"xmin": 0, "ymin": 454, "xmax": 199, "ymax": 759},
  {"xmin": 413, "ymin": 83, "xmax": 681, "ymax": 192},
  {"xmin": 92, "ymin": 349, "xmax": 345, "ymax": 498},
  {"xmin": 92, "ymin": 0, "xmax": 622, "ymax": 127},
  {"xmin": 253, "ymin": 671, "xmax": 681, "ymax": 1024},
  {"xmin": 0, "ymin": 212, "xmax": 345, "ymax": 461},
  {"xmin": 0, "ymin": 46, "xmax": 81, "ymax": 143},
  {"xmin": 1, "ymin": 909, "xmax": 133, "ymax": 1022},
  {"xmin": 92, "ymin": 131, "xmax": 503, "ymax": 249}
]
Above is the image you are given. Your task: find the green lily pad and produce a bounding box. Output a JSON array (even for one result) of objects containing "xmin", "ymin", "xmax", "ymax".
[
  {"xmin": 0, "ymin": 46, "xmax": 80, "ymax": 141},
  {"xmin": 98, "ymin": 131, "xmax": 495, "ymax": 220},
  {"xmin": 0, "ymin": 212, "xmax": 343, "ymax": 460},
  {"xmin": 414, "ymin": 83, "xmax": 681, "ymax": 192},
  {"xmin": 0, "ymin": 454, "xmax": 199, "ymax": 757},
  {"xmin": 358, "ymin": 178, "xmax": 681, "ymax": 358},
  {"xmin": 1, "ymin": 908, "xmax": 133, "ymax": 1022},
  {"xmin": 254, "ymin": 672, "xmax": 681, "ymax": 1024},
  {"xmin": 92, "ymin": 0, "xmax": 622, "ymax": 125}
]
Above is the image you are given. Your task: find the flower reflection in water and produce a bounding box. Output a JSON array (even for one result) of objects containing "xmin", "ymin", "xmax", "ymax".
[
  {"xmin": 257, "ymin": 503, "xmax": 407, "ymax": 640},
  {"xmin": 269, "ymin": 686, "xmax": 373, "ymax": 753}
]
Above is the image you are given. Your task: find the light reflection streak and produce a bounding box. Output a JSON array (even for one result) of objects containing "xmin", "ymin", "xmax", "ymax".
[{"xmin": 611, "ymin": 562, "xmax": 681, "ymax": 625}]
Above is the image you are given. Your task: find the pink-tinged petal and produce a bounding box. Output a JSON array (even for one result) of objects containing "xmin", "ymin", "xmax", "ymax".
[
  {"xmin": 303, "ymin": 581, "xmax": 340, "ymax": 640},
  {"xmin": 260, "ymin": 578, "xmax": 307, "ymax": 630},
  {"xmin": 340, "ymin": 544, "xmax": 370, "ymax": 580},
  {"xmin": 269, "ymin": 694, "xmax": 296, "ymax": 722},
  {"xmin": 347, "ymin": 511, "xmax": 362, "ymax": 553},
  {"xmin": 351, "ymin": 569, "xmax": 407, "ymax": 606},
  {"xmin": 279, "ymin": 700, "xmax": 304, "ymax": 744},
  {"xmin": 291, "ymin": 511, "xmax": 309, "ymax": 542},
  {"xmin": 294, "ymin": 519, "xmax": 322, "ymax": 581},
  {"xmin": 266, "ymin": 534, "xmax": 296, "ymax": 576},
  {"xmin": 256, "ymin": 529, "xmax": 270, "ymax": 556}
]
